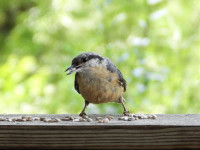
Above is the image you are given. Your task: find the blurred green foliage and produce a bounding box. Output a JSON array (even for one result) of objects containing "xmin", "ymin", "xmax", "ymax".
[{"xmin": 0, "ymin": 0, "xmax": 200, "ymax": 114}]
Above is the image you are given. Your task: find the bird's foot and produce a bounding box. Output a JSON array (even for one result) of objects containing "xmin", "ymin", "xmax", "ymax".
[
  {"xmin": 123, "ymin": 110, "xmax": 130, "ymax": 116},
  {"xmin": 79, "ymin": 112, "xmax": 87, "ymax": 117}
]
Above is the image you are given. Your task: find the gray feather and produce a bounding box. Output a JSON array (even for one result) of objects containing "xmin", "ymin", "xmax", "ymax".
[
  {"xmin": 74, "ymin": 73, "xmax": 80, "ymax": 94},
  {"xmin": 117, "ymin": 69, "xmax": 126, "ymax": 92},
  {"xmin": 105, "ymin": 58, "xmax": 126, "ymax": 92}
]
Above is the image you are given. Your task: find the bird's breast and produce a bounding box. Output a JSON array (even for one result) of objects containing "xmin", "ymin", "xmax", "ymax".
[{"xmin": 76, "ymin": 67, "xmax": 124, "ymax": 104}]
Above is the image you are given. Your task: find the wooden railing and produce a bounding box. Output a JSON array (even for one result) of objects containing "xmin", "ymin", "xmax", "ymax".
[{"xmin": 0, "ymin": 114, "xmax": 200, "ymax": 149}]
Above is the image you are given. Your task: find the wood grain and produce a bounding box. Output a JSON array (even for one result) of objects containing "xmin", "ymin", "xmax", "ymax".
[{"xmin": 0, "ymin": 114, "xmax": 200, "ymax": 149}]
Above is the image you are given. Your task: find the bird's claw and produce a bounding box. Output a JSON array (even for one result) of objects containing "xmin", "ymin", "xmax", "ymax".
[
  {"xmin": 123, "ymin": 111, "xmax": 130, "ymax": 116},
  {"xmin": 79, "ymin": 112, "xmax": 87, "ymax": 117}
]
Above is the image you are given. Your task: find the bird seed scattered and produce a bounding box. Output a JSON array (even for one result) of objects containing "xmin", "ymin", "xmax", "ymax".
[
  {"xmin": 0, "ymin": 117, "xmax": 6, "ymax": 121},
  {"xmin": 98, "ymin": 118, "xmax": 109, "ymax": 123},
  {"xmin": 87, "ymin": 118, "xmax": 93, "ymax": 122},
  {"xmin": 118, "ymin": 114, "xmax": 157, "ymax": 121},
  {"xmin": 96, "ymin": 116, "xmax": 114, "ymax": 123},
  {"xmin": 0, "ymin": 114, "xmax": 157, "ymax": 123}
]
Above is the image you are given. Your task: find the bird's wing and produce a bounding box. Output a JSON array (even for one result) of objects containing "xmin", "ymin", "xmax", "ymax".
[
  {"xmin": 105, "ymin": 58, "xmax": 127, "ymax": 92},
  {"xmin": 117, "ymin": 69, "xmax": 126, "ymax": 92},
  {"xmin": 74, "ymin": 73, "xmax": 80, "ymax": 94}
]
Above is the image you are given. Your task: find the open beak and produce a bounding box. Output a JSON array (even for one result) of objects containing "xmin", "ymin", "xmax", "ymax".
[{"xmin": 65, "ymin": 65, "xmax": 81, "ymax": 75}]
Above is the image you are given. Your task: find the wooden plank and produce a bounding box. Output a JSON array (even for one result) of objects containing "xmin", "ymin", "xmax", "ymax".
[{"xmin": 0, "ymin": 114, "xmax": 200, "ymax": 149}]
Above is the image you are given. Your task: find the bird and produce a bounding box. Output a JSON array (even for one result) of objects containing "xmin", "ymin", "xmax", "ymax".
[{"xmin": 65, "ymin": 52, "xmax": 129, "ymax": 116}]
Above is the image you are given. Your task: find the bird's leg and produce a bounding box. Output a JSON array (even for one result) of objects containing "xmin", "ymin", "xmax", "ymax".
[
  {"xmin": 120, "ymin": 97, "xmax": 130, "ymax": 116},
  {"xmin": 122, "ymin": 102, "xmax": 130, "ymax": 116},
  {"xmin": 79, "ymin": 101, "xmax": 89, "ymax": 117}
]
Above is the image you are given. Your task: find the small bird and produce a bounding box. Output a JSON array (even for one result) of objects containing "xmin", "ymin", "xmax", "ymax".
[{"xmin": 65, "ymin": 52, "xmax": 129, "ymax": 116}]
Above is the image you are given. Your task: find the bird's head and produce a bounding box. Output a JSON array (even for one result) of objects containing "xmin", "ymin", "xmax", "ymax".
[{"xmin": 65, "ymin": 52, "xmax": 104, "ymax": 75}]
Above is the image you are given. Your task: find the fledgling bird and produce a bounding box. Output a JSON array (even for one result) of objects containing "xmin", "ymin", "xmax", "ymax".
[{"xmin": 65, "ymin": 52, "xmax": 129, "ymax": 116}]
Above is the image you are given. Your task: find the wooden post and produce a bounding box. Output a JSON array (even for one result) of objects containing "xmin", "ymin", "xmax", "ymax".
[{"xmin": 0, "ymin": 114, "xmax": 200, "ymax": 149}]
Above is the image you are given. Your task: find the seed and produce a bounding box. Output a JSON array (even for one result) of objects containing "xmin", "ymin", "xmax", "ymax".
[
  {"xmin": 102, "ymin": 118, "xmax": 109, "ymax": 123},
  {"xmin": 40, "ymin": 117, "xmax": 45, "ymax": 121},
  {"xmin": 49, "ymin": 119, "xmax": 54, "ymax": 122},
  {"xmin": 11, "ymin": 117, "xmax": 17, "ymax": 122},
  {"xmin": 142, "ymin": 115, "xmax": 148, "ymax": 119},
  {"xmin": 0, "ymin": 117, "xmax": 6, "ymax": 121},
  {"xmin": 74, "ymin": 117, "xmax": 82, "ymax": 120},
  {"xmin": 97, "ymin": 117, "xmax": 110, "ymax": 123},
  {"xmin": 33, "ymin": 117, "xmax": 40, "ymax": 121},
  {"xmin": 106, "ymin": 116, "xmax": 113, "ymax": 120},
  {"xmin": 96, "ymin": 117, "xmax": 102, "ymax": 120},
  {"xmin": 21, "ymin": 116, "xmax": 26, "ymax": 119},
  {"xmin": 55, "ymin": 118, "xmax": 61, "ymax": 122},
  {"xmin": 132, "ymin": 114, "xmax": 137, "ymax": 117},
  {"xmin": 98, "ymin": 119, "xmax": 103, "ymax": 123},
  {"xmin": 26, "ymin": 116, "xmax": 32, "ymax": 121},
  {"xmin": 128, "ymin": 117, "xmax": 134, "ymax": 121},
  {"xmin": 138, "ymin": 114, "xmax": 147, "ymax": 119},
  {"xmin": 12, "ymin": 117, "xmax": 17, "ymax": 121},
  {"xmin": 43, "ymin": 118, "xmax": 51, "ymax": 122},
  {"xmin": 87, "ymin": 118, "xmax": 93, "ymax": 122},
  {"xmin": 16, "ymin": 118, "xmax": 25, "ymax": 122},
  {"xmin": 73, "ymin": 118, "xmax": 80, "ymax": 122},
  {"xmin": 123, "ymin": 116, "xmax": 128, "ymax": 121},
  {"xmin": 147, "ymin": 115, "xmax": 152, "ymax": 119},
  {"xmin": 7, "ymin": 118, "xmax": 12, "ymax": 122},
  {"xmin": 118, "ymin": 117, "xmax": 124, "ymax": 120},
  {"xmin": 152, "ymin": 115, "xmax": 157, "ymax": 119},
  {"xmin": 79, "ymin": 118, "xmax": 87, "ymax": 122},
  {"xmin": 69, "ymin": 116, "xmax": 74, "ymax": 120},
  {"xmin": 61, "ymin": 118, "xmax": 71, "ymax": 121},
  {"xmin": 47, "ymin": 118, "xmax": 59, "ymax": 122},
  {"xmin": 128, "ymin": 114, "xmax": 134, "ymax": 117},
  {"xmin": 82, "ymin": 115, "xmax": 89, "ymax": 119},
  {"xmin": 21, "ymin": 116, "xmax": 32, "ymax": 121}
]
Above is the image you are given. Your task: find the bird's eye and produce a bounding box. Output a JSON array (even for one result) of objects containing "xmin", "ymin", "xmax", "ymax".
[{"xmin": 82, "ymin": 57, "xmax": 87, "ymax": 62}]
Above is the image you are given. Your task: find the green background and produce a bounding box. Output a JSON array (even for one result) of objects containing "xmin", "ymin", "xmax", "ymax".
[{"xmin": 0, "ymin": 0, "xmax": 200, "ymax": 114}]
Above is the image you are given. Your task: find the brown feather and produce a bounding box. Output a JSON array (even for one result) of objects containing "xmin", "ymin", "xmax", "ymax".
[{"xmin": 76, "ymin": 67, "xmax": 124, "ymax": 104}]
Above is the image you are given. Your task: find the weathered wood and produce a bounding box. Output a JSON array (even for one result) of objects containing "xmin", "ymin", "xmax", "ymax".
[{"xmin": 0, "ymin": 114, "xmax": 200, "ymax": 149}]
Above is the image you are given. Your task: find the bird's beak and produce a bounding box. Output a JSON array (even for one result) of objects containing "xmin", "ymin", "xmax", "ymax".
[
  {"xmin": 65, "ymin": 65, "xmax": 76, "ymax": 75},
  {"xmin": 65, "ymin": 65, "xmax": 81, "ymax": 75}
]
